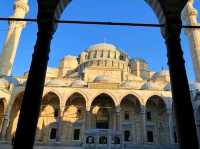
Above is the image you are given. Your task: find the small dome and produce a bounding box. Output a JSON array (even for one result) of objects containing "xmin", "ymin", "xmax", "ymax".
[
  {"xmin": 64, "ymin": 55, "xmax": 77, "ymax": 59},
  {"xmin": 93, "ymin": 75, "xmax": 112, "ymax": 83},
  {"xmin": 164, "ymin": 83, "xmax": 171, "ymax": 91},
  {"xmin": 121, "ymin": 81, "xmax": 144, "ymax": 89},
  {"xmin": 141, "ymin": 81, "xmax": 165, "ymax": 90},
  {"xmin": 189, "ymin": 82, "xmax": 200, "ymax": 91},
  {"xmin": 151, "ymin": 70, "xmax": 170, "ymax": 82},
  {"xmin": 46, "ymin": 79, "xmax": 68, "ymax": 87},
  {"xmin": 159, "ymin": 70, "xmax": 169, "ymax": 76},
  {"xmin": 71, "ymin": 80, "xmax": 86, "ymax": 88},
  {"xmin": 0, "ymin": 78, "xmax": 9, "ymax": 88},
  {"xmin": 87, "ymin": 43, "xmax": 118, "ymax": 52},
  {"xmin": 0, "ymin": 76, "xmax": 19, "ymax": 88}
]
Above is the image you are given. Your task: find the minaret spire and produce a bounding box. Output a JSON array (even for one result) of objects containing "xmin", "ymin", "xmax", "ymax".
[
  {"xmin": 0, "ymin": 0, "xmax": 29, "ymax": 75},
  {"xmin": 182, "ymin": 0, "xmax": 200, "ymax": 82}
]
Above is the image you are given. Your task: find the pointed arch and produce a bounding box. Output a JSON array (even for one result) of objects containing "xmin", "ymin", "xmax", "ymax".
[
  {"xmin": 42, "ymin": 91, "xmax": 61, "ymax": 111},
  {"xmin": 63, "ymin": 92, "xmax": 86, "ymax": 122},
  {"xmin": 63, "ymin": 90, "xmax": 88, "ymax": 106},
  {"xmin": 145, "ymin": 95, "xmax": 168, "ymax": 144},
  {"xmin": 89, "ymin": 91, "xmax": 118, "ymax": 110},
  {"xmin": 35, "ymin": 91, "xmax": 61, "ymax": 143},
  {"xmin": 6, "ymin": 91, "xmax": 24, "ymax": 139},
  {"xmin": 90, "ymin": 93, "xmax": 116, "ymax": 129},
  {"xmin": 120, "ymin": 94, "xmax": 142, "ymax": 111},
  {"xmin": 145, "ymin": 95, "xmax": 167, "ymax": 111}
]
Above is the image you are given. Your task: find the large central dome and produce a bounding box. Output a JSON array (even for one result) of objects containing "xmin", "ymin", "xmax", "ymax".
[
  {"xmin": 86, "ymin": 42, "xmax": 119, "ymax": 52},
  {"xmin": 80, "ymin": 42, "xmax": 125, "ymax": 62}
]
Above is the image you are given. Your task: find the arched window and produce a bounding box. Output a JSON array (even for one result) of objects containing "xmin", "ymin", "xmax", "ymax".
[
  {"xmin": 124, "ymin": 130, "xmax": 131, "ymax": 142},
  {"xmin": 99, "ymin": 136, "xmax": 107, "ymax": 144},
  {"xmin": 73, "ymin": 129, "xmax": 80, "ymax": 140},
  {"xmin": 54, "ymin": 108, "xmax": 59, "ymax": 118},
  {"xmin": 174, "ymin": 131, "xmax": 177, "ymax": 143},
  {"xmin": 96, "ymin": 108, "xmax": 109, "ymax": 129},
  {"xmin": 146, "ymin": 111, "xmax": 152, "ymax": 121},
  {"xmin": 124, "ymin": 111, "xmax": 130, "ymax": 120},
  {"xmin": 147, "ymin": 131, "xmax": 154, "ymax": 142},
  {"xmin": 76, "ymin": 108, "xmax": 82, "ymax": 118},
  {"xmin": 50, "ymin": 128, "xmax": 57, "ymax": 140}
]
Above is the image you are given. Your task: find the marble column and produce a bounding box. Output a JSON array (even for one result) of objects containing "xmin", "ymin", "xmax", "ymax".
[
  {"xmin": 167, "ymin": 110, "xmax": 174, "ymax": 144},
  {"xmin": 0, "ymin": 115, "xmax": 9, "ymax": 140},
  {"xmin": 85, "ymin": 110, "xmax": 91, "ymax": 129},
  {"xmin": 0, "ymin": 0, "xmax": 29, "ymax": 76},
  {"xmin": 196, "ymin": 120, "xmax": 200, "ymax": 147},
  {"xmin": 140, "ymin": 106, "xmax": 146, "ymax": 144},
  {"xmin": 115, "ymin": 107, "xmax": 121, "ymax": 132},
  {"xmin": 55, "ymin": 111, "xmax": 62, "ymax": 143}
]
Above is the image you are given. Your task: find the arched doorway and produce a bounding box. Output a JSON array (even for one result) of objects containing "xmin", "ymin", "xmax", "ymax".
[
  {"xmin": 91, "ymin": 93, "xmax": 115, "ymax": 129},
  {"xmin": 96, "ymin": 108, "xmax": 109, "ymax": 129},
  {"xmin": 36, "ymin": 92, "xmax": 60, "ymax": 143},
  {"xmin": 146, "ymin": 95, "xmax": 167, "ymax": 144},
  {"xmin": 63, "ymin": 92, "xmax": 86, "ymax": 144},
  {"xmin": 120, "ymin": 94, "xmax": 141, "ymax": 144}
]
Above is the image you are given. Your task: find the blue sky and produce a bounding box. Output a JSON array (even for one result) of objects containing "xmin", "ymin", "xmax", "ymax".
[{"xmin": 0, "ymin": 0, "xmax": 200, "ymax": 81}]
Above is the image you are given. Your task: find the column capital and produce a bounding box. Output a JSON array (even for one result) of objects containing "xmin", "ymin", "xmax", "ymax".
[
  {"xmin": 116, "ymin": 107, "xmax": 121, "ymax": 113},
  {"xmin": 140, "ymin": 106, "xmax": 146, "ymax": 114},
  {"xmin": 167, "ymin": 107, "xmax": 173, "ymax": 114},
  {"xmin": 86, "ymin": 106, "xmax": 90, "ymax": 112}
]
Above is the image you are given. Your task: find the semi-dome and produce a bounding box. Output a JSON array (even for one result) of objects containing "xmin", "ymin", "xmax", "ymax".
[
  {"xmin": 121, "ymin": 81, "xmax": 144, "ymax": 89},
  {"xmin": 46, "ymin": 79, "xmax": 68, "ymax": 87},
  {"xmin": 87, "ymin": 43, "xmax": 119, "ymax": 52},
  {"xmin": 93, "ymin": 75, "xmax": 113, "ymax": 83},
  {"xmin": 141, "ymin": 81, "xmax": 166, "ymax": 91},
  {"xmin": 71, "ymin": 80, "xmax": 86, "ymax": 88}
]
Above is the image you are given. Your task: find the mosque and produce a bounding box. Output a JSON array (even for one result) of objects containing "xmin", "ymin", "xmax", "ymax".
[{"xmin": 0, "ymin": 0, "xmax": 199, "ymax": 149}]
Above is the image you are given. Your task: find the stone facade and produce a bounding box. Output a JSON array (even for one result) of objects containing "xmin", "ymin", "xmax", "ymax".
[
  {"xmin": 0, "ymin": 43, "xmax": 199, "ymax": 148},
  {"xmin": 0, "ymin": 0, "xmax": 199, "ymax": 147}
]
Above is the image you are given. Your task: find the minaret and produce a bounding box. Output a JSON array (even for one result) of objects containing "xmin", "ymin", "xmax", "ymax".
[
  {"xmin": 182, "ymin": 0, "xmax": 200, "ymax": 82},
  {"xmin": 0, "ymin": 0, "xmax": 29, "ymax": 76}
]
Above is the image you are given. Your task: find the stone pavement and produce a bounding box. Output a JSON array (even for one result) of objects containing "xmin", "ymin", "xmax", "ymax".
[
  {"xmin": 0, "ymin": 144, "xmax": 82, "ymax": 149},
  {"xmin": 0, "ymin": 143, "xmax": 178, "ymax": 149}
]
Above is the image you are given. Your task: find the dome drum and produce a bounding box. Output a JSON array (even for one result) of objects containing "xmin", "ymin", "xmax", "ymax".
[
  {"xmin": 46, "ymin": 79, "xmax": 69, "ymax": 87},
  {"xmin": 93, "ymin": 75, "xmax": 113, "ymax": 83},
  {"xmin": 71, "ymin": 80, "xmax": 86, "ymax": 88}
]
